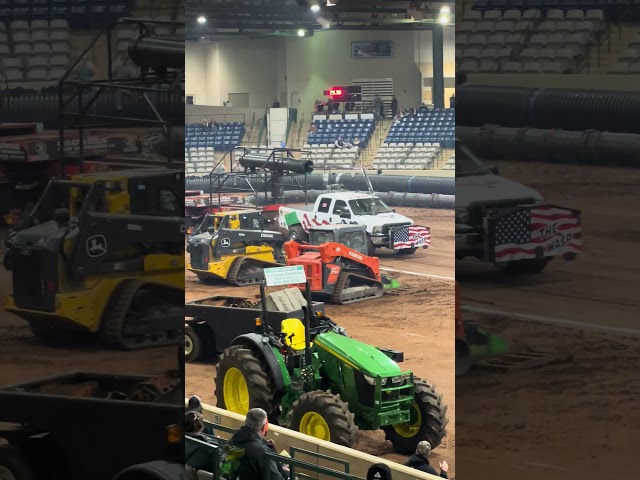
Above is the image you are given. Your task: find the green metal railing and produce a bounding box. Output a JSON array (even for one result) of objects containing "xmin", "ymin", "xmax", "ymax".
[{"xmin": 186, "ymin": 420, "xmax": 365, "ymax": 480}]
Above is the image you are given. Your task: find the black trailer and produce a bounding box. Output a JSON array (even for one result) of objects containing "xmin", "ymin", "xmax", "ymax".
[
  {"xmin": 0, "ymin": 371, "xmax": 183, "ymax": 480},
  {"xmin": 185, "ymin": 293, "xmax": 326, "ymax": 362}
]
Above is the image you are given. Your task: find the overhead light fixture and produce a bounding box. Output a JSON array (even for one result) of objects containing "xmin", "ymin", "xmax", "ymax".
[
  {"xmin": 438, "ymin": 6, "xmax": 450, "ymax": 24},
  {"xmin": 310, "ymin": 0, "xmax": 320, "ymax": 12},
  {"xmin": 297, "ymin": 28, "xmax": 305, "ymax": 37},
  {"xmin": 326, "ymin": 1, "xmax": 336, "ymax": 5},
  {"xmin": 197, "ymin": 15, "xmax": 206, "ymax": 24}
]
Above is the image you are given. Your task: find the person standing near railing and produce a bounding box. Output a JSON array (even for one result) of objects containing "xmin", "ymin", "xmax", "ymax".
[
  {"xmin": 227, "ymin": 408, "xmax": 290, "ymax": 480},
  {"xmin": 404, "ymin": 441, "xmax": 449, "ymax": 478}
]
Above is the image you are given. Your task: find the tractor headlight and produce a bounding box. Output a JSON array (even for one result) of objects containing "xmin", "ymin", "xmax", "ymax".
[
  {"xmin": 363, "ymin": 375, "xmax": 391, "ymax": 386},
  {"xmin": 391, "ymin": 374, "xmax": 409, "ymax": 384},
  {"xmin": 455, "ymin": 207, "xmax": 470, "ymax": 224},
  {"xmin": 372, "ymin": 226, "xmax": 383, "ymax": 235}
]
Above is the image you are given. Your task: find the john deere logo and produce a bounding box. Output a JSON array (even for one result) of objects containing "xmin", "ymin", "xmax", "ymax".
[
  {"xmin": 221, "ymin": 238, "xmax": 231, "ymax": 248},
  {"xmin": 87, "ymin": 235, "xmax": 107, "ymax": 257}
]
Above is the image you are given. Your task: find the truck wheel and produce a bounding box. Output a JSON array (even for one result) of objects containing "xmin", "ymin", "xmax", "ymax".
[
  {"xmin": 367, "ymin": 238, "xmax": 376, "ymax": 256},
  {"xmin": 0, "ymin": 446, "xmax": 36, "ymax": 480},
  {"xmin": 288, "ymin": 391, "xmax": 358, "ymax": 448},
  {"xmin": 397, "ymin": 247, "xmax": 417, "ymax": 255},
  {"xmin": 288, "ymin": 226, "xmax": 308, "ymax": 243},
  {"xmin": 503, "ymin": 258, "xmax": 550, "ymax": 274},
  {"xmin": 215, "ymin": 345, "xmax": 277, "ymax": 416},
  {"xmin": 383, "ymin": 378, "xmax": 448, "ymax": 454},
  {"xmin": 185, "ymin": 326, "xmax": 203, "ymax": 363}
]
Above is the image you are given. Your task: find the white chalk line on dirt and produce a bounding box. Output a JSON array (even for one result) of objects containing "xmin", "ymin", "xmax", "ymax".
[
  {"xmin": 380, "ymin": 267, "xmax": 455, "ymax": 281},
  {"xmin": 462, "ymin": 304, "xmax": 640, "ymax": 337}
]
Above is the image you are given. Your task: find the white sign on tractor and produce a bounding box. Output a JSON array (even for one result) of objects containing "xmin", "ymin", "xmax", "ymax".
[{"xmin": 263, "ymin": 265, "xmax": 307, "ymax": 287}]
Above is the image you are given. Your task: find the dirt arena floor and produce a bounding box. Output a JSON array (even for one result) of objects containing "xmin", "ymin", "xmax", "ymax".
[
  {"xmin": 185, "ymin": 207, "xmax": 456, "ymax": 474},
  {"xmin": 456, "ymin": 161, "xmax": 640, "ymax": 479}
]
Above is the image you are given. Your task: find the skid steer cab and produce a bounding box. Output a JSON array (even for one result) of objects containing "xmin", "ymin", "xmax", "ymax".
[
  {"xmin": 187, "ymin": 211, "xmax": 286, "ymax": 286},
  {"xmin": 214, "ymin": 280, "xmax": 448, "ymax": 454},
  {"xmin": 283, "ymin": 225, "xmax": 392, "ymax": 304},
  {"xmin": 3, "ymin": 168, "xmax": 185, "ymax": 350}
]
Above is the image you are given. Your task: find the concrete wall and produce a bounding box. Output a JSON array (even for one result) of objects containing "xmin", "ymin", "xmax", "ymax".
[
  {"xmin": 186, "ymin": 30, "xmax": 455, "ymax": 112},
  {"xmin": 466, "ymin": 73, "xmax": 640, "ymax": 91},
  {"xmin": 195, "ymin": 402, "xmax": 442, "ymax": 480},
  {"xmin": 283, "ymin": 31, "xmax": 422, "ymax": 113}
]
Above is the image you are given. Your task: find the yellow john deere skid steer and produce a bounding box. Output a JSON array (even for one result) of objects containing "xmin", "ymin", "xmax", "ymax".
[
  {"xmin": 3, "ymin": 167, "xmax": 184, "ymax": 350},
  {"xmin": 186, "ymin": 210, "xmax": 285, "ymax": 286}
]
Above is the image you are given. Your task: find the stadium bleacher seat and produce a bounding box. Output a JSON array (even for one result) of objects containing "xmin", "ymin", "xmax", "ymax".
[
  {"xmin": 185, "ymin": 122, "xmax": 246, "ymax": 176},
  {"xmin": 457, "ymin": 6, "xmax": 605, "ymax": 74},
  {"xmin": 304, "ymin": 119, "xmax": 375, "ymax": 168},
  {"xmin": 368, "ymin": 108, "xmax": 453, "ymax": 171}
]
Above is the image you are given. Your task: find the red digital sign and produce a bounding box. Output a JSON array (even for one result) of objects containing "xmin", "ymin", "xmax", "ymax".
[{"xmin": 329, "ymin": 88, "xmax": 343, "ymax": 96}]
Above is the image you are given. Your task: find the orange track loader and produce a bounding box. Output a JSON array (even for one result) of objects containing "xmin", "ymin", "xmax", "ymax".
[{"xmin": 283, "ymin": 224, "xmax": 393, "ymax": 304}]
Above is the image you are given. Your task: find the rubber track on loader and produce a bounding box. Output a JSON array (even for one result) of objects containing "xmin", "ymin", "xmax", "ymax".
[
  {"xmin": 227, "ymin": 256, "xmax": 285, "ymax": 286},
  {"xmin": 101, "ymin": 280, "xmax": 182, "ymax": 350},
  {"xmin": 330, "ymin": 271, "xmax": 384, "ymax": 304}
]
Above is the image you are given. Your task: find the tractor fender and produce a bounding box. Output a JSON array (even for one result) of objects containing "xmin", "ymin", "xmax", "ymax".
[
  {"xmin": 112, "ymin": 460, "xmax": 184, "ymax": 480},
  {"xmin": 231, "ymin": 333, "xmax": 287, "ymax": 391}
]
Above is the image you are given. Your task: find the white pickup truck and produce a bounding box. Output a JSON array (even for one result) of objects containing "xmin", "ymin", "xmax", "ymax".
[
  {"xmin": 278, "ymin": 192, "xmax": 430, "ymax": 255},
  {"xmin": 455, "ymin": 140, "xmax": 582, "ymax": 273}
]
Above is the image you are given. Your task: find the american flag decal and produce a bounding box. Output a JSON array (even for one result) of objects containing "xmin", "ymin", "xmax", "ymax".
[
  {"xmin": 491, "ymin": 206, "xmax": 582, "ymax": 262},
  {"xmin": 392, "ymin": 225, "xmax": 431, "ymax": 250}
]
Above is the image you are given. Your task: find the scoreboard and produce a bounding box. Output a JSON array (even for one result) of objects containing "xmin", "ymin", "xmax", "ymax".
[{"xmin": 322, "ymin": 85, "xmax": 362, "ymax": 102}]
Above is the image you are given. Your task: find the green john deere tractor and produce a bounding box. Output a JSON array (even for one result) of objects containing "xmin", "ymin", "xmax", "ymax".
[{"xmin": 214, "ymin": 287, "xmax": 448, "ymax": 453}]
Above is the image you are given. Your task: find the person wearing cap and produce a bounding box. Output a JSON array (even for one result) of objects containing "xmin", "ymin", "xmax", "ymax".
[
  {"xmin": 187, "ymin": 395, "xmax": 202, "ymax": 414},
  {"xmin": 404, "ymin": 441, "xmax": 449, "ymax": 478},
  {"xmin": 227, "ymin": 408, "xmax": 289, "ymax": 480}
]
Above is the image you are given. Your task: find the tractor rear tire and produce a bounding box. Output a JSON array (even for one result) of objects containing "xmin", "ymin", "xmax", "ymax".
[
  {"xmin": 215, "ymin": 345, "xmax": 277, "ymax": 417},
  {"xmin": 288, "ymin": 391, "xmax": 358, "ymax": 448},
  {"xmin": 184, "ymin": 326, "xmax": 203, "ymax": 363},
  {"xmin": 383, "ymin": 378, "xmax": 448, "ymax": 454},
  {"xmin": 0, "ymin": 446, "xmax": 36, "ymax": 480}
]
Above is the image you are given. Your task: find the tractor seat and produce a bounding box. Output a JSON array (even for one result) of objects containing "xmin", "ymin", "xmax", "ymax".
[{"xmin": 281, "ymin": 318, "xmax": 311, "ymax": 351}]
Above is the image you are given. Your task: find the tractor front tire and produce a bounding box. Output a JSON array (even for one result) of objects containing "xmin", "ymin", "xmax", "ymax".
[
  {"xmin": 383, "ymin": 378, "xmax": 448, "ymax": 454},
  {"xmin": 215, "ymin": 345, "xmax": 277, "ymax": 417},
  {"xmin": 288, "ymin": 391, "xmax": 358, "ymax": 448}
]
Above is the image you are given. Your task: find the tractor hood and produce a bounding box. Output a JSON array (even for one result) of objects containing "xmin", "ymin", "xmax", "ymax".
[{"xmin": 314, "ymin": 332, "xmax": 402, "ymax": 377}]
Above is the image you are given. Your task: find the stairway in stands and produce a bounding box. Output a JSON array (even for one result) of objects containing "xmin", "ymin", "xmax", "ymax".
[
  {"xmin": 587, "ymin": 25, "xmax": 639, "ymax": 73},
  {"xmin": 362, "ymin": 120, "xmax": 392, "ymax": 168}
]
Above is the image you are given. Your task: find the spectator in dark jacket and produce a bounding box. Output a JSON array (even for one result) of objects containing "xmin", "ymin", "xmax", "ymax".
[
  {"xmin": 227, "ymin": 408, "xmax": 289, "ymax": 480},
  {"xmin": 391, "ymin": 96, "xmax": 398, "ymax": 118},
  {"xmin": 404, "ymin": 441, "xmax": 449, "ymax": 478}
]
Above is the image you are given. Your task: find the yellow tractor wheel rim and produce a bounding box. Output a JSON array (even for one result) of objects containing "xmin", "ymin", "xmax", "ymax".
[
  {"xmin": 223, "ymin": 367, "xmax": 250, "ymax": 414},
  {"xmin": 299, "ymin": 412, "xmax": 331, "ymax": 441},
  {"xmin": 393, "ymin": 401, "xmax": 422, "ymax": 438}
]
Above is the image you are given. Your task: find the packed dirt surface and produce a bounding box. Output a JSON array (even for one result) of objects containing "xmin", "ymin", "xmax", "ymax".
[
  {"xmin": 186, "ymin": 207, "xmax": 456, "ymax": 474},
  {"xmin": 456, "ymin": 161, "xmax": 640, "ymax": 479}
]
